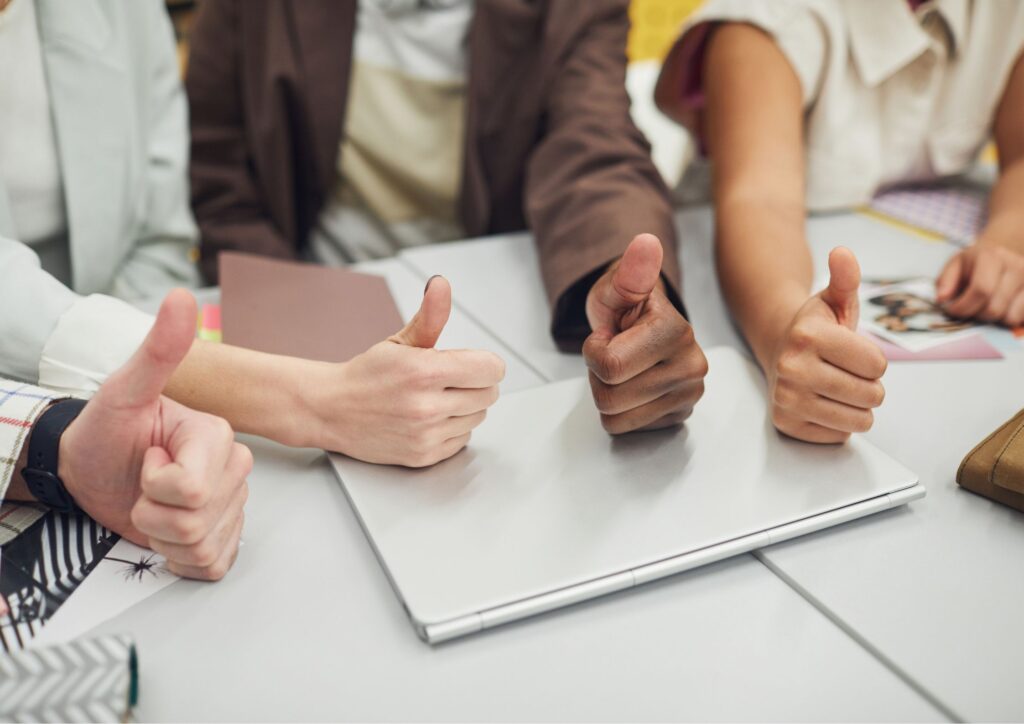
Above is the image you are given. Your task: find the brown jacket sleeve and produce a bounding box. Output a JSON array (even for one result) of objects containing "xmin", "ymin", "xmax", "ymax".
[
  {"xmin": 525, "ymin": 1, "xmax": 682, "ymax": 351},
  {"xmin": 186, "ymin": 0, "xmax": 293, "ymax": 283}
]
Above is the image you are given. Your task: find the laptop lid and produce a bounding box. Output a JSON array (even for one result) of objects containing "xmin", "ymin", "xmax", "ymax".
[{"xmin": 330, "ymin": 347, "xmax": 921, "ymax": 643}]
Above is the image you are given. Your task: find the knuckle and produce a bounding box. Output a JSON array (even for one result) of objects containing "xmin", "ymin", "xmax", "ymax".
[
  {"xmin": 489, "ymin": 354, "xmax": 507, "ymax": 383},
  {"xmin": 691, "ymin": 352, "xmax": 710, "ymax": 380},
  {"xmin": 208, "ymin": 416, "xmax": 234, "ymax": 445},
  {"xmin": 129, "ymin": 503, "xmax": 148, "ymax": 533},
  {"xmin": 188, "ymin": 541, "xmax": 220, "ymax": 568},
  {"xmin": 869, "ymin": 382, "xmax": 886, "ymax": 408},
  {"xmin": 406, "ymin": 397, "xmax": 437, "ymax": 423},
  {"xmin": 789, "ymin": 322, "xmax": 815, "ymax": 350},
  {"xmin": 235, "ymin": 443, "xmax": 255, "ymax": 476},
  {"xmin": 590, "ymin": 382, "xmax": 617, "ymax": 415},
  {"xmin": 853, "ymin": 410, "xmax": 874, "ymax": 433},
  {"xmin": 599, "ymin": 413, "xmax": 627, "ymax": 436},
  {"xmin": 771, "ymin": 380, "xmax": 796, "ymax": 410},
  {"xmin": 775, "ymin": 352, "xmax": 801, "ymax": 381},
  {"xmin": 592, "ymin": 349, "xmax": 625, "ymax": 384},
  {"xmin": 177, "ymin": 474, "xmax": 210, "ymax": 509},
  {"xmin": 171, "ymin": 514, "xmax": 204, "ymax": 545},
  {"xmin": 202, "ymin": 560, "xmax": 230, "ymax": 582},
  {"xmin": 871, "ymin": 350, "xmax": 888, "ymax": 378},
  {"xmin": 770, "ymin": 408, "xmax": 792, "ymax": 434}
]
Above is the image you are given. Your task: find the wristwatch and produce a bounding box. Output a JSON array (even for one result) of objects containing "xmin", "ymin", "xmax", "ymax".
[{"xmin": 20, "ymin": 398, "xmax": 88, "ymax": 514}]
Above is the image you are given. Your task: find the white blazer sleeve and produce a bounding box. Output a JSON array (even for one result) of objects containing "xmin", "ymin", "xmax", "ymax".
[{"xmin": 0, "ymin": 236, "xmax": 152, "ymax": 394}]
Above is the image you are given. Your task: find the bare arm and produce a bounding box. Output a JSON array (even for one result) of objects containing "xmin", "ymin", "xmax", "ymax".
[
  {"xmin": 984, "ymin": 49, "xmax": 1024, "ymax": 253},
  {"xmin": 703, "ymin": 23, "xmax": 810, "ymax": 370},
  {"xmin": 936, "ymin": 50, "xmax": 1024, "ymax": 325},
  {"xmin": 697, "ymin": 23, "xmax": 885, "ymax": 444},
  {"xmin": 163, "ymin": 277, "xmax": 505, "ymax": 467}
]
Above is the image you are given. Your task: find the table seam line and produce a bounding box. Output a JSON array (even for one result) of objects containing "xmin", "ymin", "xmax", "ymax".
[{"xmin": 753, "ymin": 549, "xmax": 963, "ymax": 723}]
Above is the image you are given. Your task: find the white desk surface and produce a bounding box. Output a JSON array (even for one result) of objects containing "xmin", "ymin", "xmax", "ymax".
[
  {"xmin": 403, "ymin": 206, "xmax": 1024, "ymax": 721},
  {"xmin": 108, "ymin": 251, "xmax": 953, "ymax": 720}
]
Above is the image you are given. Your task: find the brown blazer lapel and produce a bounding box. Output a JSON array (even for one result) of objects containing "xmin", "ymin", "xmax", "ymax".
[
  {"xmin": 287, "ymin": 0, "xmax": 357, "ymax": 201},
  {"xmin": 460, "ymin": 0, "xmax": 543, "ymax": 236}
]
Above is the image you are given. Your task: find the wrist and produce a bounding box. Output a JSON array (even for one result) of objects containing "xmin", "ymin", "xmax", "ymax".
[
  {"xmin": 286, "ymin": 358, "xmax": 344, "ymax": 450},
  {"xmin": 976, "ymin": 213, "xmax": 1024, "ymax": 254},
  {"xmin": 748, "ymin": 284, "xmax": 808, "ymax": 372}
]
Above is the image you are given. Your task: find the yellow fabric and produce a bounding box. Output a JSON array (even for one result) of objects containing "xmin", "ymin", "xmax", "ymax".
[
  {"xmin": 339, "ymin": 61, "xmax": 465, "ymax": 226},
  {"xmin": 628, "ymin": 0, "xmax": 704, "ymax": 62}
]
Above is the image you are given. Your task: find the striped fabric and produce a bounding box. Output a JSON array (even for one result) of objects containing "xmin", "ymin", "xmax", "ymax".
[
  {"xmin": 1, "ymin": 511, "xmax": 118, "ymax": 653},
  {"xmin": 0, "ymin": 633, "xmax": 136, "ymax": 722}
]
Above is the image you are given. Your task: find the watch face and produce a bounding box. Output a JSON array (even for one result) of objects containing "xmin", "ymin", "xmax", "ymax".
[{"xmin": 0, "ymin": 511, "xmax": 118, "ymax": 652}]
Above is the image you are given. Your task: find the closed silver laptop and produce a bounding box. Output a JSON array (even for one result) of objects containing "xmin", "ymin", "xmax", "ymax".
[{"xmin": 329, "ymin": 347, "xmax": 923, "ymax": 643}]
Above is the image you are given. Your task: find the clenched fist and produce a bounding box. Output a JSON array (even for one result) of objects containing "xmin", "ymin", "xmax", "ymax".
[
  {"xmin": 583, "ymin": 233, "xmax": 708, "ymax": 434},
  {"xmin": 60, "ymin": 290, "xmax": 251, "ymax": 581},
  {"xmin": 767, "ymin": 248, "xmax": 887, "ymax": 444}
]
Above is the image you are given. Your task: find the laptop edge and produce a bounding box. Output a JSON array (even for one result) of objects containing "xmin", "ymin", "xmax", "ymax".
[{"xmin": 412, "ymin": 482, "xmax": 925, "ymax": 644}]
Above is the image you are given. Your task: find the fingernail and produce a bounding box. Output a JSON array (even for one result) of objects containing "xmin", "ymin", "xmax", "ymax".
[{"xmin": 424, "ymin": 275, "xmax": 442, "ymax": 296}]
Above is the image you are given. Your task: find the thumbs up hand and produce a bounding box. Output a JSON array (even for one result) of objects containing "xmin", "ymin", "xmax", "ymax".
[
  {"xmin": 59, "ymin": 289, "xmax": 252, "ymax": 580},
  {"xmin": 583, "ymin": 234, "xmax": 708, "ymax": 434},
  {"xmin": 767, "ymin": 247, "xmax": 887, "ymax": 444},
  {"xmin": 318, "ymin": 275, "xmax": 506, "ymax": 467}
]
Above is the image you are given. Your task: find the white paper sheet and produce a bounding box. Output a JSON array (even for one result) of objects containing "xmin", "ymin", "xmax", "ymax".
[{"xmin": 29, "ymin": 539, "xmax": 177, "ymax": 648}]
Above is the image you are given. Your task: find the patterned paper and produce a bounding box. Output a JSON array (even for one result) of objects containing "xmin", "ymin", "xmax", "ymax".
[
  {"xmin": 870, "ymin": 185, "xmax": 988, "ymax": 245},
  {"xmin": 0, "ymin": 633, "xmax": 136, "ymax": 722}
]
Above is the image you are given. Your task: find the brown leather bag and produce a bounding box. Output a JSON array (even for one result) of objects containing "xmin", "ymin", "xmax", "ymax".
[{"xmin": 957, "ymin": 410, "xmax": 1024, "ymax": 512}]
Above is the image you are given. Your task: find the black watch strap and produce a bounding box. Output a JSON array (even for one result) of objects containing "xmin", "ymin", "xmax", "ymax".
[{"xmin": 20, "ymin": 398, "xmax": 88, "ymax": 514}]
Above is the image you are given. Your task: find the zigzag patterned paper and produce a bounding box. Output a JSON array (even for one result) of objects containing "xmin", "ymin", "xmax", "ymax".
[{"xmin": 0, "ymin": 633, "xmax": 136, "ymax": 722}]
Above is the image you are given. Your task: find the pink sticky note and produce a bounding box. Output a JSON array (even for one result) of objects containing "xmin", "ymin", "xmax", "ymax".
[
  {"xmin": 201, "ymin": 304, "xmax": 222, "ymax": 332},
  {"xmin": 865, "ymin": 331, "xmax": 1003, "ymax": 361}
]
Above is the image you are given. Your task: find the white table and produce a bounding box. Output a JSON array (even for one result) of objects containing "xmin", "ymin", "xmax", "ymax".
[
  {"xmin": 402, "ymin": 206, "xmax": 1024, "ymax": 721},
  {"xmin": 103, "ymin": 237, "xmax": 956, "ymax": 720}
]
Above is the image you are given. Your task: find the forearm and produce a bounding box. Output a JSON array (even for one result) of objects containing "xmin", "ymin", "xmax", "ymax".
[
  {"xmin": 715, "ymin": 197, "xmax": 812, "ymax": 370},
  {"xmin": 979, "ymin": 158, "xmax": 1024, "ymax": 253},
  {"xmin": 164, "ymin": 340, "xmax": 330, "ymax": 449}
]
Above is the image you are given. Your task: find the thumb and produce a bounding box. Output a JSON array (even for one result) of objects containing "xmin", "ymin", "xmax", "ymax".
[
  {"xmin": 101, "ymin": 288, "xmax": 197, "ymax": 408},
  {"xmin": 392, "ymin": 275, "xmax": 451, "ymax": 349},
  {"xmin": 820, "ymin": 247, "xmax": 861, "ymax": 330},
  {"xmin": 602, "ymin": 233, "xmax": 664, "ymax": 314},
  {"xmin": 935, "ymin": 253, "xmax": 964, "ymax": 303}
]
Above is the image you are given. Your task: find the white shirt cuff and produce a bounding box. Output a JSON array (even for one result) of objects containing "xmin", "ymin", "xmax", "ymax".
[{"xmin": 37, "ymin": 294, "xmax": 154, "ymax": 396}]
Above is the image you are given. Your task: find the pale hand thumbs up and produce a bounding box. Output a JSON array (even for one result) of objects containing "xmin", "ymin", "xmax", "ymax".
[
  {"xmin": 391, "ymin": 275, "xmax": 452, "ymax": 349},
  {"xmin": 95, "ymin": 288, "xmax": 197, "ymax": 409},
  {"xmin": 322, "ymin": 274, "xmax": 504, "ymax": 467},
  {"xmin": 819, "ymin": 246, "xmax": 861, "ymax": 330},
  {"xmin": 57, "ymin": 288, "xmax": 252, "ymax": 581}
]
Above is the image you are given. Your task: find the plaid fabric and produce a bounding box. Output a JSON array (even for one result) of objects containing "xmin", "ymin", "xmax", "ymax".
[
  {"xmin": 0, "ymin": 381, "xmax": 59, "ymax": 542},
  {"xmin": 0, "ymin": 503, "xmax": 48, "ymax": 547}
]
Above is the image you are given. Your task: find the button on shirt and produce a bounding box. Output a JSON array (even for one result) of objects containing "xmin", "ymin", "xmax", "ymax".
[{"xmin": 659, "ymin": 0, "xmax": 1024, "ymax": 210}]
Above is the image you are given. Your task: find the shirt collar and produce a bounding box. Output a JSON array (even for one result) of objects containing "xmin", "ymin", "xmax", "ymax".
[{"xmin": 841, "ymin": 0, "xmax": 968, "ymax": 87}]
